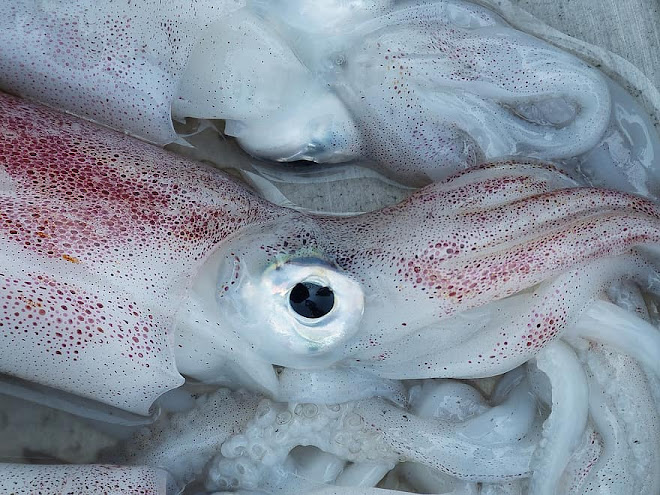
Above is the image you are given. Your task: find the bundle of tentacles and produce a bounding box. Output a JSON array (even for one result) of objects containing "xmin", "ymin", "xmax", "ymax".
[{"xmin": 0, "ymin": 1, "xmax": 659, "ymax": 494}]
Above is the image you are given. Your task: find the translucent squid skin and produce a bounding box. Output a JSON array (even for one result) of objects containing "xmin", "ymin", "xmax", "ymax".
[
  {"xmin": 0, "ymin": 0, "xmax": 629, "ymax": 186},
  {"xmin": 2, "ymin": 90, "xmax": 660, "ymax": 417}
]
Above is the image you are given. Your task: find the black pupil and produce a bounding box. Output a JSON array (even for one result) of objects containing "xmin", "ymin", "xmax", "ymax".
[{"xmin": 289, "ymin": 282, "xmax": 335, "ymax": 319}]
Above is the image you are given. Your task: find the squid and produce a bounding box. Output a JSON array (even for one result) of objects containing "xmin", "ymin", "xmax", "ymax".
[
  {"xmin": 1, "ymin": 0, "xmax": 658, "ymax": 192},
  {"xmin": 102, "ymin": 345, "xmax": 657, "ymax": 494},
  {"xmin": 1, "ymin": 91, "xmax": 660, "ymax": 492},
  {"xmin": 2, "ymin": 90, "xmax": 660, "ymax": 412},
  {"xmin": 1, "ymin": 0, "xmax": 660, "ymax": 492}
]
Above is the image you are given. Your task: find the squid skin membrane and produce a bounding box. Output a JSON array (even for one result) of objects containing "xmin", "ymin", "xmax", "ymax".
[
  {"xmin": 0, "ymin": 463, "xmax": 172, "ymax": 494},
  {"xmin": 3, "ymin": 91, "xmax": 660, "ymax": 417},
  {"xmin": 1, "ymin": 0, "xmax": 658, "ymax": 189}
]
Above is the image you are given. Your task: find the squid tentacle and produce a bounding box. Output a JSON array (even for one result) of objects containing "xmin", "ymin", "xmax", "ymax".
[
  {"xmin": 456, "ymin": 371, "xmax": 537, "ymax": 447},
  {"xmin": 577, "ymin": 343, "xmax": 660, "ymax": 494},
  {"xmin": 556, "ymin": 426, "xmax": 603, "ymax": 494},
  {"xmin": 275, "ymin": 368, "xmax": 408, "ymax": 406},
  {"xmin": 208, "ymin": 391, "xmax": 536, "ymax": 491},
  {"xmin": 528, "ymin": 341, "xmax": 589, "ymax": 495},
  {"xmin": 112, "ymin": 388, "xmax": 261, "ymax": 486},
  {"xmin": 352, "ymin": 256, "xmax": 656, "ymax": 378},
  {"xmin": 395, "ymin": 159, "xmax": 578, "ymax": 212},
  {"xmin": 569, "ymin": 299, "xmax": 660, "ymax": 377},
  {"xmin": 332, "ymin": 189, "xmax": 660, "ymax": 317},
  {"xmin": 403, "ymin": 372, "xmax": 534, "ymax": 493},
  {"xmin": 352, "ymin": 398, "xmax": 536, "ymax": 481}
]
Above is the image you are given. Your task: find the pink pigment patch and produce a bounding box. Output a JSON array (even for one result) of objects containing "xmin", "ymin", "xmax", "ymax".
[{"xmin": 0, "ymin": 92, "xmax": 273, "ymax": 413}]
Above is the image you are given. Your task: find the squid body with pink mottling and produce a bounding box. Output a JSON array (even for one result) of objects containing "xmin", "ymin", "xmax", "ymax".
[{"xmin": 1, "ymin": 90, "xmax": 659, "ymax": 419}]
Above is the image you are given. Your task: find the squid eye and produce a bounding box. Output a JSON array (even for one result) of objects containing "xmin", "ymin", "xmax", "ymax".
[
  {"xmin": 216, "ymin": 253, "xmax": 364, "ymax": 366},
  {"xmin": 289, "ymin": 282, "xmax": 335, "ymax": 318}
]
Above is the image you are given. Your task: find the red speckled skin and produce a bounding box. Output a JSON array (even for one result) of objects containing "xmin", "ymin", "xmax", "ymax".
[
  {"xmin": 319, "ymin": 170, "xmax": 660, "ymax": 377},
  {"xmin": 178, "ymin": 151, "xmax": 660, "ymax": 378},
  {"xmin": 0, "ymin": 92, "xmax": 274, "ymax": 414}
]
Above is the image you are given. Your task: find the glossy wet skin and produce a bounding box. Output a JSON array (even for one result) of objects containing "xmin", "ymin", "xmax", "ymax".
[
  {"xmin": 0, "ymin": 1, "xmax": 659, "ymax": 493},
  {"xmin": 0, "ymin": 92, "xmax": 272, "ymax": 414},
  {"xmin": 0, "ymin": 464, "xmax": 168, "ymax": 494},
  {"xmin": 3, "ymin": 90, "xmax": 658, "ymax": 419},
  {"xmin": 4, "ymin": 0, "xmax": 658, "ymax": 192},
  {"xmin": 1, "ymin": 50, "xmax": 660, "ymax": 494},
  {"xmin": 193, "ymin": 161, "xmax": 660, "ymax": 380}
]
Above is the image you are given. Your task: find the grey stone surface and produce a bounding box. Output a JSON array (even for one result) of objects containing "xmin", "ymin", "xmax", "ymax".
[{"xmin": 0, "ymin": 394, "xmax": 118, "ymax": 464}]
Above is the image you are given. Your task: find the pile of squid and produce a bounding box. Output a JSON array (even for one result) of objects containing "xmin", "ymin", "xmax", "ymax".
[{"xmin": 0, "ymin": 1, "xmax": 659, "ymax": 494}]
